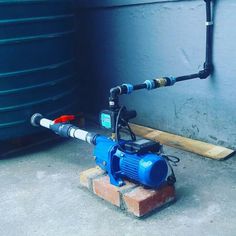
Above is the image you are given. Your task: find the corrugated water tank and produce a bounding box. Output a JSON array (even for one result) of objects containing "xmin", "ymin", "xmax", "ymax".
[{"xmin": 0, "ymin": 0, "xmax": 78, "ymax": 141}]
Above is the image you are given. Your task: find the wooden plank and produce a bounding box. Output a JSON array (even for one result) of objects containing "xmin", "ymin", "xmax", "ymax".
[{"xmin": 130, "ymin": 123, "xmax": 235, "ymax": 160}]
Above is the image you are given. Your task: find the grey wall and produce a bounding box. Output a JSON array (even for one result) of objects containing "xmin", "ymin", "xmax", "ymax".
[{"xmin": 76, "ymin": 0, "xmax": 236, "ymax": 149}]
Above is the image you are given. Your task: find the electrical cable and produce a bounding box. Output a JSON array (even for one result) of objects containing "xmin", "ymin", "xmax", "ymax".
[
  {"xmin": 120, "ymin": 118, "xmax": 136, "ymax": 141},
  {"xmin": 115, "ymin": 106, "xmax": 125, "ymax": 142},
  {"xmin": 126, "ymin": 122, "xmax": 136, "ymax": 141},
  {"xmin": 115, "ymin": 106, "xmax": 137, "ymax": 143},
  {"xmin": 162, "ymin": 154, "xmax": 180, "ymax": 167},
  {"xmin": 160, "ymin": 148, "xmax": 180, "ymax": 185}
]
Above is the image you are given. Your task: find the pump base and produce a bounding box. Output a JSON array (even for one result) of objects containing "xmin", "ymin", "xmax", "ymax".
[{"xmin": 79, "ymin": 166, "xmax": 176, "ymax": 217}]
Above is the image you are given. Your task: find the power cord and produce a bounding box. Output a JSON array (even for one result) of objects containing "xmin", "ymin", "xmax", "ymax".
[
  {"xmin": 115, "ymin": 106, "xmax": 136, "ymax": 143},
  {"xmin": 160, "ymin": 147, "xmax": 180, "ymax": 185}
]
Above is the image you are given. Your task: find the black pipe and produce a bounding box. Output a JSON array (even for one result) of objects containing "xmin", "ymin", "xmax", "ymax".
[
  {"xmin": 176, "ymin": 0, "xmax": 213, "ymax": 81},
  {"xmin": 204, "ymin": 0, "xmax": 214, "ymax": 73},
  {"xmin": 109, "ymin": 0, "xmax": 214, "ymax": 108},
  {"xmin": 133, "ymin": 84, "xmax": 147, "ymax": 90},
  {"xmin": 175, "ymin": 73, "xmax": 200, "ymax": 82}
]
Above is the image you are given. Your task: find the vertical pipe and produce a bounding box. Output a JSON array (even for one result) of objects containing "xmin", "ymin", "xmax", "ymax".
[{"xmin": 205, "ymin": 0, "xmax": 213, "ymax": 71}]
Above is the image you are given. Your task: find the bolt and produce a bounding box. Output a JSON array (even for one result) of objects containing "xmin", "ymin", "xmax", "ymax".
[{"xmin": 102, "ymin": 161, "xmax": 107, "ymax": 166}]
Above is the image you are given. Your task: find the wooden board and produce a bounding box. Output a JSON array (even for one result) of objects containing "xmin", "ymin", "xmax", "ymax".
[{"xmin": 130, "ymin": 123, "xmax": 235, "ymax": 160}]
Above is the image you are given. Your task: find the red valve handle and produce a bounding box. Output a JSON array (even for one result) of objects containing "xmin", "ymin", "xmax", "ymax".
[{"xmin": 53, "ymin": 115, "xmax": 76, "ymax": 124}]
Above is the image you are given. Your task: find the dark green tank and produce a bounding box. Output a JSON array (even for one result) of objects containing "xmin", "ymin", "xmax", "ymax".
[{"xmin": 0, "ymin": 0, "xmax": 78, "ymax": 140}]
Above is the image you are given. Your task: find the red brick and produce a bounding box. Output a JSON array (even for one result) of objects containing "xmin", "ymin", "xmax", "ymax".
[
  {"xmin": 79, "ymin": 166, "xmax": 105, "ymax": 190},
  {"xmin": 123, "ymin": 184, "xmax": 176, "ymax": 217},
  {"xmin": 80, "ymin": 167, "xmax": 176, "ymax": 217},
  {"xmin": 92, "ymin": 176, "xmax": 136, "ymax": 207}
]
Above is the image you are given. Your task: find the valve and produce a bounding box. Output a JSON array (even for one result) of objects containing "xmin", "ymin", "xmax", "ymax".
[{"xmin": 53, "ymin": 115, "xmax": 76, "ymax": 124}]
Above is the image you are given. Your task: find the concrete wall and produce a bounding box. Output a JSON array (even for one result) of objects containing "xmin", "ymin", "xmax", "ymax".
[{"xmin": 76, "ymin": 0, "xmax": 236, "ymax": 149}]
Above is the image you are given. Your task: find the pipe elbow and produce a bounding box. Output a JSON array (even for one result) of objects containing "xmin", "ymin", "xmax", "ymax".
[
  {"xmin": 110, "ymin": 86, "xmax": 120, "ymax": 98},
  {"xmin": 198, "ymin": 69, "xmax": 210, "ymax": 79},
  {"xmin": 199, "ymin": 64, "xmax": 213, "ymax": 79}
]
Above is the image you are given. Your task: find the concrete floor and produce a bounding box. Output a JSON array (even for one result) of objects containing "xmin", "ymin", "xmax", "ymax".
[{"xmin": 0, "ymin": 126, "xmax": 236, "ymax": 236}]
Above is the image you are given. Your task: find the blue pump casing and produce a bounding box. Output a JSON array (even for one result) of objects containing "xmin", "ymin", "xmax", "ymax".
[{"xmin": 94, "ymin": 136, "xmax": 168, "ymax": 188}]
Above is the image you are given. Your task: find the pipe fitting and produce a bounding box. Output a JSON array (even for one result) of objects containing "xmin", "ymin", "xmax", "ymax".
[
  {"xmin": 110, "ymin": 86, "xmax": 121, "ymax": 98},
  {"xmin": 199, "ymin": 63, "xmax": 213, "ymax": 79},
  {"xmin": 122, "ymin": 83, "xmax": 134, "ymax": 94},
  {"xmin": 154, "ymin": 77, "xmax": 168, "ymax": 87},
  {"xmin": 167, "ymin": 77, "xmax": 176, "ymax": 86},
  {"xmin": 31, "ymin": 113, "xmax": 43, "ymax": 127},
  {"xmin": 144, "ymin": 80, "xmax": 155, "ymax": 90}
]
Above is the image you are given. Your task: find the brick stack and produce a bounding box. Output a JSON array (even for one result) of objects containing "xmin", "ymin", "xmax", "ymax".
[{"xmin": 79, "ymin": 166, "xmax": 176, "ymax": 217}]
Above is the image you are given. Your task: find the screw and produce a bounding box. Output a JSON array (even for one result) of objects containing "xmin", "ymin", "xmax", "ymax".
[{"xmin": 102, "ymin": 161, "xmax": 107, "ymax": 166}]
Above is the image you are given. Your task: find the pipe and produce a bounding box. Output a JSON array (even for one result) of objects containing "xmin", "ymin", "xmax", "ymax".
[
  {"xmin": 204, "ymin": 0, "xmax": 214, "ymax": 74},
  {"xmin": 109, "ymin": 0, "xmax": 214, "ymax": 108},
  {"xmin": 31, "ymin": 113, "xmax": 97, "ymax": 145},
  {"xmin": 176, "ymin": 0, "xmax": 214, "ymax": 81}
]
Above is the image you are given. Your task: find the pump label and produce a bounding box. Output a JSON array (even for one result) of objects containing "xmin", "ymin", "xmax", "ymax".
[{"xmin": 101, "ymin": 113, "xmax": 112, "ymax": 129}]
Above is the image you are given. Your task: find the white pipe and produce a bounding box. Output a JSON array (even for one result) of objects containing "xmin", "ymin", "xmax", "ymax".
[
  {"xmin": 33, "ymin": 114, "xmax": 91, "ymax": 143},
  {"xmin": 68, "ymin": 127, "xmax": 89, "ymax": 141},
  {"xmin": 73, "ymin": 129, "xmax": 89, "ymax": 142},
  {"xmin": 39, "ymin": 118, "xmax": 54, "ymax": 129}
]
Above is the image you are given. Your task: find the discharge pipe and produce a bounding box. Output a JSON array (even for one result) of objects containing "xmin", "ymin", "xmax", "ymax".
[{"xmin": 109, "ymin": 0, "xmax": 213, "ymax": 109}]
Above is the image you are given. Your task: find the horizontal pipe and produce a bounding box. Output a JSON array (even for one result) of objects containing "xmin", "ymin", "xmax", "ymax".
[
  {"xmin": 175, "ymin": 73, "xmax": 200, "ymax": 82},
  {"xmin": 39, "ymin": 118, "xmax": 53, "ymax": 129},
  {"xmin": 31, "ymin": 113, "xmax": 97, "ymax": 144}
]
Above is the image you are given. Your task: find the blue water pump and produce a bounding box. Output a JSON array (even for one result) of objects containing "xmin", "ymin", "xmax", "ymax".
[
  {"xmin": 31, "ymin": 113, "xmax": 174, "ymax": 188},
  {"xmin": 94, "ymin": 135, "xmax": 168, "ymax": 188}
]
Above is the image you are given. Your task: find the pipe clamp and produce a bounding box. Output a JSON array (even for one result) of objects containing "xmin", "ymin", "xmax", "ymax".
[
  {"xmin": 144, "ymin": 80, "xmax": 155, "ymax": 90},
  {"xmin": 122, "ymin": 84, "xmax": 133, "ymax": 94},
  {"xmin": 169, "ymin": 77, "xmax": 176, "ymax": 86}
]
